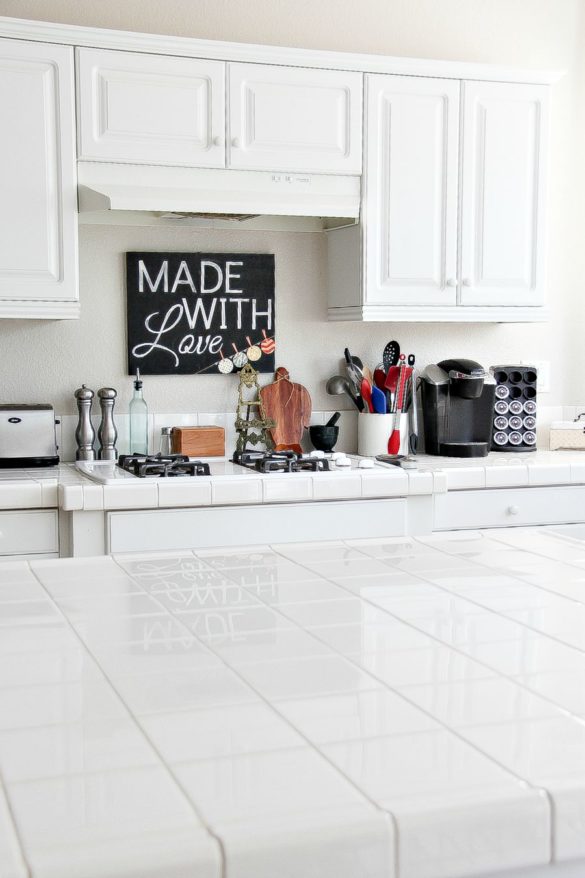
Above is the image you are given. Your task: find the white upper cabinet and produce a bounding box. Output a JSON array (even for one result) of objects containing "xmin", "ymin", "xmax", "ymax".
[
  {"xmin": 76, "ymin": 50, "xmax": 362, "ymax": 175},
  {"xmin": 228, "ymin": 63, "xmax": 362, "ymax": 174},
  {"xmin": 0, "ymin": 38, "xmax": 78, "ymax": 317},
  {"xmin": 77, "ymin": 48, "xmax": 225, "ymax": 167},
  {"xmin": 365, "ymin": 75, "xmax": 460, "ymax": 306},
  {"xmin": 328, "ymin": 74, "xmax": 551, "ymax": 321},
  {"xmin": 460, "ymin": 81, "xmax": 549, "ymax": 307}
]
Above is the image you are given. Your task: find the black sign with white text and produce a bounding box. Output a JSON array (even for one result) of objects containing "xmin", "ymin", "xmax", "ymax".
[{"xmin": 126, "ymin": 252, "xmax": 275, "ymax": 375}]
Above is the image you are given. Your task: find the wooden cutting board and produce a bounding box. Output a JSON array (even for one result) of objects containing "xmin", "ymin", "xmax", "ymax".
[{"xmin": 259, "ymin": 367, "xmax": 312, "ymax": 453}]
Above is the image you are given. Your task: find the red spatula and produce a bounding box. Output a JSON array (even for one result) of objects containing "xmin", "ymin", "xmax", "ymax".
[
  {"xmin": 360, "ymin": 378, "xmax": 374, "ymax": 413},
  {"xmin": 384, "ymin": 365, "xmax": 400, "ymax": 412},
  {"xmin": 373, "ymin": 366, "xmax": 386, "ymax": 390},
  {"xmin": 388, "ymin": 367, "xmax": 411, "ymax": 455}
]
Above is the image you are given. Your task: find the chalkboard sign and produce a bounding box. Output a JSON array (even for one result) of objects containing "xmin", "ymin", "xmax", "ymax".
[{"xmin": 126, "ymin": 252, "xmax": 275, "ymax": 375}]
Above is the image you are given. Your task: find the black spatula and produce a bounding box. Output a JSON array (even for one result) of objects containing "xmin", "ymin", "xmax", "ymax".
[{"xmin": 382, "ymin": 340, "xmax": 400, "ymax": 372}]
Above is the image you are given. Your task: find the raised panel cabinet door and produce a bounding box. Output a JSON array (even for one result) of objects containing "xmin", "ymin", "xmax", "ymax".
[
  {"xmin": 460, "ymin": 81, "xmax": 549, "ymax": 307},
  {"xmin": 77, "ymin": 48, "xmax": 225, "ymax": 167},
  {"xmin": 228, "ymin": 63, "xmax": 362, "ymax": 173},
  {"xmin": 0, "ymin": 38, "xmax": 77, "ymax": 305},
  {"xmin": 365, "ymin": 75, "xmax": 460, "ymax": 306}
]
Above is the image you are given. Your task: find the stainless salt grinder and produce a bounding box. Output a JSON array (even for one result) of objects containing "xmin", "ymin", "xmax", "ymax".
[
  {"xmin": 74, "ymin": 385, "xmax": 95, "ymax": 461},
  {"xmin": 97, "ymin": 387, "xmax": 118, "ymax": 460}
]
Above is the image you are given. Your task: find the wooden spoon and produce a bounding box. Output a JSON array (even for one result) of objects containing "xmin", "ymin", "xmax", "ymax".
[{"xmin": 362, "ymin": 365, "xmax": 374, "ymax": 386}]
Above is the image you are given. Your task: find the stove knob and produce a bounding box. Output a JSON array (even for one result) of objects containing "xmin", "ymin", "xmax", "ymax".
[
  {"xmin": 335, "ymin": 456, "xmax": 351, "ymax": 467},
  {"xmin": 310, "ymin": 450, "xmax": 325, "ymax": 458},
  {"xmin": 358, "ymin": 458, "xmax": 375, "ymax": 469}
]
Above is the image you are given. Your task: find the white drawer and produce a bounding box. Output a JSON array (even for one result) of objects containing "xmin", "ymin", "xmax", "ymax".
[
  {"xmin": 434, "ymin": 486, "xmax": 585, "ymax": 531},
  {"xmin": 108, "ymin": 499, "xmax": 407, "ymax": 553},
  {"xmin": 0, "ymin": 510, "xmax": 59, "ymax": 555}
]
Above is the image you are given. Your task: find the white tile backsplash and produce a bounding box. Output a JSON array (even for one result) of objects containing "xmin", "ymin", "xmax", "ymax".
[
  {"xmin": 57, "ymin": 410, "xmax": 359, "ymax": 460},
  {"xmin": 56, "ymin": 405, "xmax": 578, "ymax": 461}
]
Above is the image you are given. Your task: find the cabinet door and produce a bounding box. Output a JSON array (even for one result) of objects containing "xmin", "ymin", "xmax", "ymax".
[
  {"xmin": 77, "ymin": 48, "xmax": 225, "ymax": 167},
  {"xmin": 460, "ymin": 81, "xmax": 549, "ymax": 307},
  {"xmin": 365, "ymin": 75, "xmax": 460, "ymax": 306},
  {"xmin": 0, "ymin": 39, "xmax": 77, "ymax": 309},
  {"xmin": 228, "ymin": 63, "xmax": 362, "ymax": 173}
]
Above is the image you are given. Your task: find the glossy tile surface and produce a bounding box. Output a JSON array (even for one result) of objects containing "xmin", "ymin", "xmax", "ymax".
[{"xmin": 9, "ymin": 526, "xmax": 585, "ymax": 876}]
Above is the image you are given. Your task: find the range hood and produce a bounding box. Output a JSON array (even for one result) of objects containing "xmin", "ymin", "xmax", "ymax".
[{"xmin": 78, "ymin": 162, "xmax": 360, "ymax": 226}]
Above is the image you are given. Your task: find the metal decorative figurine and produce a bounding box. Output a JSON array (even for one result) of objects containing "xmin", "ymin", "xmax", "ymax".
[
  {"xmin": 97, "ymin": 387, "xmax": 118, "ymax": 460},
  {"xmin": 74, "ymin": 384, "xmax": 96, "ymax": 461},
  {"xmin": 234, "ymin": 364, "xmax": 275, "ymax": 459}
]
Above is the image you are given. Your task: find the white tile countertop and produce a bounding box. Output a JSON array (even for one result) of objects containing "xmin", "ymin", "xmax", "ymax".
[
  {"xmin": 4, "ymin": 526, "xmax": 585, "ymax": 877},
  {"xmin": 0, "ymin": 467, "xmax": 64, "ymax": 510},
  {"xmin": 60, "ymin": 458, "xmax": 444, "ymax": 512},
  {"xmin": 3, "ymin": 450, "xmax": 585, "ymax": 512},
  {"xmin": 414, "ymin": 449, "xmax": 585, "ymax": 490}
]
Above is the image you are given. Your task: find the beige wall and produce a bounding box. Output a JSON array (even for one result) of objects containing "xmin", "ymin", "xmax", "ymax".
[{"xmin": 0, "ymin": 0, "xmax": 583, "ymax": 415}]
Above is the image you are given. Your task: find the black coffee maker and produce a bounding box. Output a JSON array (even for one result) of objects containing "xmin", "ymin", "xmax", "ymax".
[{"xmin": 420, "ymin": 358, "xmax": 496, "ymax": 457}]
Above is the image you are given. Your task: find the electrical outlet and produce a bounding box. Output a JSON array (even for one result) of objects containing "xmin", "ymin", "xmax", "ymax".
[{"xmin": 521, "ymin": 360, "xmax": 550, "ymax": 393}]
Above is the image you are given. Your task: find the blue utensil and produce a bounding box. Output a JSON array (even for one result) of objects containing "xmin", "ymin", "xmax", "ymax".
[{"xmin": 371, "ymin": 384, "xmax": 387, "ymax": 414}]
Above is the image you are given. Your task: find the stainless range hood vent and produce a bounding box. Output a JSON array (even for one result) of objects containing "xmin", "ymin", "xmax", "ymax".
[
  {"xmin": 156, "ymin": 212, "xmax": 261, "ymax": 222},
  {"xmin": 78, "ymin": 162, "xmax": 361, "ymax": 229}
]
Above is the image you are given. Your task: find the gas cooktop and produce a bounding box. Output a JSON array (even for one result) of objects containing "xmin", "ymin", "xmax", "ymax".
[{"xmin": 75, "ymin": 451, "xmax": 381, "ymax": 485}]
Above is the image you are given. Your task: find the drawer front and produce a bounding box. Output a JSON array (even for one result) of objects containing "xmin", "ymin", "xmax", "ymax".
[
  {"xmin": 0, "ymin": 510, "xmax": 58, "ymax": 555},
  {"xmin": 77, "ymin": 48, "xmax": 225, "ymax": 167},
  {"xmin": 109, "ymin": 499, "xmax": 406, "ymax": 553},
  {"xmin": 434, "ymin": 486, "xmax": 585, "ymax": 531}
]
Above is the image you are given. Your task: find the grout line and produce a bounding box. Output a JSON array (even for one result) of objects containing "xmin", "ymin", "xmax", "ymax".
[{"xmin": 0, "ymin": 778, "xmax": 31, "ymax": 878}]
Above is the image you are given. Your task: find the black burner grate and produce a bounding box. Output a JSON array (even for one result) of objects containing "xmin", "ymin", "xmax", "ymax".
[
  {"xmin": 118, "ymin": 453, "xmax": 211, "ymax": 478},
  {"xmin": 234, "ymin": 450, "xmax": 329, "ymax": 474}
]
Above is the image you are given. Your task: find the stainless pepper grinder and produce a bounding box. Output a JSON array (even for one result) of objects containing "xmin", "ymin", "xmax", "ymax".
[
  {"xmin": 74, "ymin": 385, "xmax": 95, "ymax": 461},
  {"xmin": 97, "ymin": 387, "xmax": 118, "ymax": 460}
]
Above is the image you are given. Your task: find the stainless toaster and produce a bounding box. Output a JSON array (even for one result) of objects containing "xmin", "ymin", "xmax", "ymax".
[{"xmin": 0, "ymin": 405, "xmax": 59, "ymax": 467}]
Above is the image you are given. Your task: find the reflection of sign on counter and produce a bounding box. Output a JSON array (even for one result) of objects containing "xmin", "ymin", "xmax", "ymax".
[{"xmin": 126, "ymin": 252, "xmax": 275, "ymax": 375}]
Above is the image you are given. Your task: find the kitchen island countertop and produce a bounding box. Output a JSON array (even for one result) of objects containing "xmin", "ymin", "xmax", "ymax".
[{"xmin": 3, "ymin": 526, "xmax": 585, "ymax": 877}]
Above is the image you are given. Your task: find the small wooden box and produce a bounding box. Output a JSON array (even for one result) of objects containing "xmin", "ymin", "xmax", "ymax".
[{"xmin": 171, "ymin": 426, "xmax": 225, "ymax": 457}]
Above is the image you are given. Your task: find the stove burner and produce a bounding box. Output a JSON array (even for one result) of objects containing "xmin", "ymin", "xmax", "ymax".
[
  {"xmin": 118, "ymin": 453, "xmax": 211, "ymax": 478},
  {"xmin": 234, "ymin": 450, "xmax": 330, "ymax": 474}
]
